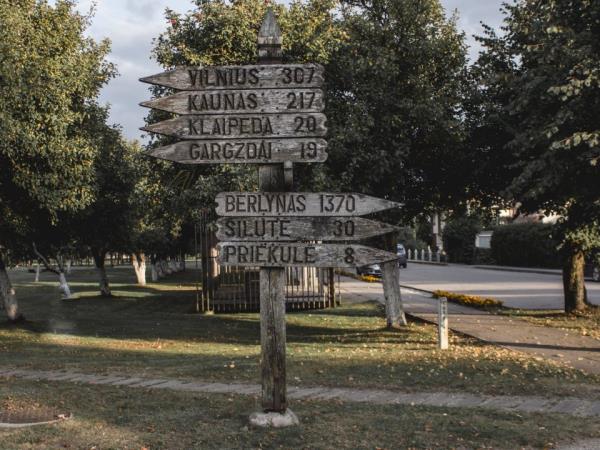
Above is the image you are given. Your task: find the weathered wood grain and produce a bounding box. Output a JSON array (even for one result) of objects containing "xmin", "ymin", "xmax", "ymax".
[
  {"xmin": 140, "ymin": 89, "xmax": 324, "ymax": 115},
  {"xmin": 216, "ymin": 217, "xmax": 399, "ymax": 241},
  {"xmin": 142, "ymin": 113, "xmax": 327, "ymax": 140},
  {"xmin": 140, "ymin": 64, "xmax": 324, "ymax": 91},
  {"xmin": 215, "ymin": 192, "xmax": 402, "ymax": 217},
  {"xmin": 145, "ymin": 138, "xmax": 328, "ymax": 164},
  {"xmin": 256, "ymin": 12, "xmax": 288, "ymax": 414},
  {"xmin": 217, "ymin": 242, "xmax": 399, "ymax": 268}
]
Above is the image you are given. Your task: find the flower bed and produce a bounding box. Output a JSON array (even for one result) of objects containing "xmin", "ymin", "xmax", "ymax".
[{"xmin": 432, "ymin": 290, "xmax": 503, "ymax": 308}]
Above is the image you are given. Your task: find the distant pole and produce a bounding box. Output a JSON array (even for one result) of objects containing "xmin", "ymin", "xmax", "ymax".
[
  {"xmin": 438, "ymin": 297, "xmax": 448, "ymax": 350},
  {"xmin": 257, "ymin": 8, "xmax": 288, "ymax": 414}
]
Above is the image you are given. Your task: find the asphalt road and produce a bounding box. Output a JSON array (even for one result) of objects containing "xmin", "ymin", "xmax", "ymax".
[{"xmin": 398, "ymin": 263, "xmax": 600, "ymax": 309}]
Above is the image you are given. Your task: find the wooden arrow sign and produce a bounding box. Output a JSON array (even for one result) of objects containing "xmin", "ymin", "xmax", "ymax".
[
  {"xmin": 217, "ymin": 242, "xmax": 399, "ymax": 268},
  {"xmin": 145, "ymin": 138, "xmax": 327, "ymax": 164},
  {"xmin": 142, "ymin": 113, "xmax": 327, "ymax": 140},
  {"xmin": 216, "ymin": 217, "xmax": 399, "ymax": 241},
  {"xmin": 215, "ymin": 192, "xmax": 402, "ymax": 217},
  {"xmin": 140, "ymin": 64, "xmax": 324, "ymax": 91},
  {"xmin": 140, "ymin": 89, "xmax": 324, "ymax": 115}
]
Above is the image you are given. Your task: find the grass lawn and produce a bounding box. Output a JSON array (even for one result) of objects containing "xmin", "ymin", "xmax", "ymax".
[
  {"xmin": 1, "ymin": 266, "xmax": 600, "ymax": 448},
  {"xmin": 498, "ymin": 307, "xmax": 600, "ymax": 341},
  {"xmin": 2, "ymin": 377, "xmax": 599, "ymax": 450}
]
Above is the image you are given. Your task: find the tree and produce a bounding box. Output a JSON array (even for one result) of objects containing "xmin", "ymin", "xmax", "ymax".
[
  {"xmin": 470, "ymin": 0, "xmax": 600, "ymax": 312},
  {"xmin": 74, "ymin": 105, "xmax": 140, "ymax": 297},
  {"xmin": 141, "ymin": 0, "xmax": 345, "ymax": 285},
  {"xmin": 322, "ymin": 0, "xmax": 470, "ymax": 221},
  {"xmin": 0, "ymin": 0, "xmax": 114, "ymax": 319}
]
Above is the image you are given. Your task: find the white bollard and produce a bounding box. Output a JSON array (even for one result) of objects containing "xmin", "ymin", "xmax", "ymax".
[{"xmin": 438, "ymin": 297, "xmax": 448, "ymax": 349}]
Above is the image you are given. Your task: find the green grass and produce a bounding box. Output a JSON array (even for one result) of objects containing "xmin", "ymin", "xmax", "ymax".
[
  {"xmin": 1, "ymin": 266, "xmax": 600, "ymax": 448},
  {"xmin": 1, "ymin": 267, "xmax": 598, "ymax": 400},
  {"xmin": 1, "ymin": 377, "xmax": 599, "ymax": 450},
  {"xmin": 499, "ymin": 307, "xmax": 600, "ymax": 341}
]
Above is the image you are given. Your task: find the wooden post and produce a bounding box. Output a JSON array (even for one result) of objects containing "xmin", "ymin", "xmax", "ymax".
[
  {"xmin": 438, "ymin": 296, "xmax": 449, "ymax": 350},
  {"xmin": 258, "ymin": 8, "xmax": 288, "ymax": 414}
]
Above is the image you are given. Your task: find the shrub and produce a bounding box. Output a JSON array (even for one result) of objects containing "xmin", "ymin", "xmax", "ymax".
[
  {"xmin": 397, "ymin": 227, "xmax": 428, "ymax": 252},
  {"xmin": 432, "ymin": 290, "xmax": 503, "ymax": 308},
  {"xmin": 491, "ymin": 223, "xmax": 561, "ymax": 268},
  {"xmin": 442, "ymin": 216, "xmax": 482, "ymax": 264},
  {"xmin": 473, "ymin": 248, "xmax": 495, "ymax": 265}
]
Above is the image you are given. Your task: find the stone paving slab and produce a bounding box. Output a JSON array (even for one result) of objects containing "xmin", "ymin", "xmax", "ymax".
[{"xmin": 2, "ymin": 367, "xmax": 599, "ymax": 418}]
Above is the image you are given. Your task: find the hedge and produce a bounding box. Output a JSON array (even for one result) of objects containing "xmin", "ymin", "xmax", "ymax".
[
  {"xmin": 490, "ymin": 223, "xmax": 561, "ymax": 268},
  {"xmin": 442, "ymin": 216, "xmax": 481, "ymax": 264}
]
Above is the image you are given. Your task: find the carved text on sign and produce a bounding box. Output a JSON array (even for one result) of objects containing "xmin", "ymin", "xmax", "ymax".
[
  {"xmin": 216, "ymin": 192, "xmax": 402, "ymax": 217},
  {"xmin": 142, "ymin": 113, "xmax": 327, "ymax": 140},
  {"xmin": 140, "ymin": 64, "xmax": 324, "ymax": 91},
  {"xmin": 216, "ymin": 217, "xmax": 399, "ymax": 241},
  {"xmin": 217, "ymin": 242, "xmax": 399, "ymax": 268},
  {"xmin": 141, "ymin": 89, "xmax": 324, "ymax": 115},
  {"xmin": 145, "ymin": 139, "xmax": 328, "ymax": 164}
]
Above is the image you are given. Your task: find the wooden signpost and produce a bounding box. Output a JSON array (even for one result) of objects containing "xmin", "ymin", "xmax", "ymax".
[
  {"xmin": 140, "ymin": 8, "xmax": 403, "ymax": 426},
  {"xmin": 215, "ymin": 192, "xmax": 402, "ymax": 217},
  {"xmin": 141, "ymin": 88, "xmax": 325, "ymax": 115},
  {"xmin": 216, "ymin": 217, "xmax": 399, "ymax": 241},
  {"xmin": 218, "ymin": 242, "xmax": 398, "ymax": 267},
  {"xmin": 139, "ymin": 64, "xmax": 325, "ymax": 90},
  {"xmin": 145, "ymin": 138, "xmax": 328, "ymax": 164},
  {"xmin": 142, "ymin": 113, "xmax": 327, "ymax": 140}
]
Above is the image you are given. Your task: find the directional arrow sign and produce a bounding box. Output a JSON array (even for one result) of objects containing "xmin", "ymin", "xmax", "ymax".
[
  {"xmin": 217, "ymin": 242, "xmax": 399, "ymax": 268},
  {"xmin": 140, "ymin": 64, "xmax": 324, "ymax": 91},
  {"xmin": 216, "ymin": 217, "xmax": 399, "ymax": 241},
  {"xmin": 215, "ymin": 192, "xmax": 402, "ymax": 217},
  {"xmin": 145, "ymin": 138, "xmax": 328, "ymax": 164},
  {"xmin": 142, "ymin": 113, "xmax": 327, "ymax": 140},
  {"xmin": 140, "ymin": 89, "xmax": 324, "ymax": 115}
]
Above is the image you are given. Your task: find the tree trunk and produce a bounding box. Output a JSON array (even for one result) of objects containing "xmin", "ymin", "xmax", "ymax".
[
  {"xmin": 381, "ymin": 261, "xmax": 407, "ymax": 328},
  {"xmin": 131, "ymin": 252, "xmax": 146, "ymax": 286},
  {"xmin": 92, "ymin": 248, "xmax": 111, "ymax": 297},
  {"xmin": 54, "ymin": 254, "xmax": 73, "ymax": 299},
  {"xmin": 34, "ymin": 261, "xmax": 40, "ymax": 282},
  {"xmin": 0, "ymin": 256, "xmax": 22, "ymax": 322},
  {"xmin": 381, "ymin": 233, "xmax": 407, "ymax": 327},
  {"xmin": 563, "ymin": 248, "xmax": 587, "ymax": 313}
]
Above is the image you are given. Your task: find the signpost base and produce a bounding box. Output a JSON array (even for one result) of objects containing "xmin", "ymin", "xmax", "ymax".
[{"xmin": 249, "ymin": 409, "xmax": 299, "ymax": 428}]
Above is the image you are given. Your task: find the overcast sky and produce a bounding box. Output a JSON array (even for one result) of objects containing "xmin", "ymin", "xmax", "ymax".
[{"xmin": 64, "ymin": 0, "xmax": 506, "ymax": 141}]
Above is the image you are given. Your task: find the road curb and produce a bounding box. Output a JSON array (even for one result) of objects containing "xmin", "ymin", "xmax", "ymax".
[{"xmin": 473, "ymin": 265, "xmax": 562, "ymax": 276}]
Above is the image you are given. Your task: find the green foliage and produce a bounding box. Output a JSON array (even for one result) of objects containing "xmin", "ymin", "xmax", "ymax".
[
  {"xmin": 72, "ymin": 105, "xmax": 141, "ymax": 257},
  {"xmin": 0, "ymin": 0, "xmax": 115, "ymax": 246},
  {"xmin": 396, "ymin": 227, "xmax": 428, "ymax": 252},
  {"xmin": 491, "ymin": 223, "xmax": 561, "ymax": 268},
  {"xmin": 323, "ymin": 0, "xmax": 469, "ymax": 221},
  {"xmin": 442, "ymin": 216, "xmax": 482, "ymax": 264},
  {"xmin": 473, "ymin": 248, "xmax": 495, "ymax": 265},
  {"xmin": 470, "ymin": 0, "xmax": 600, "ymax": 257},
  {"xmin": 142, "ymin": 0, "xmax": 345, "ymax": 254},
  {"xmin": 153, "ymin": 0, "xmax": 344, "ymax": 67}
]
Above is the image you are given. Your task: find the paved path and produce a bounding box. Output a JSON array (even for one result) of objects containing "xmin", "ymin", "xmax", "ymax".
[
  {"xmin": 2, "ymin": 367, "xmax": 599, "ymax": 418},
  {"xmin": 339, "ymin": 277, "xmax": 600, "ymax": 375},
  {"xmin": 397, "ymin": 263, "xmax": 600, "ymax": 309}
]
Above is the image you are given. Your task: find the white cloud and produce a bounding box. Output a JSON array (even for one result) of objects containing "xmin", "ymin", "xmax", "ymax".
[{"xmin": 51, "ymin": 0, "xmax": 505, "ymax": 141}]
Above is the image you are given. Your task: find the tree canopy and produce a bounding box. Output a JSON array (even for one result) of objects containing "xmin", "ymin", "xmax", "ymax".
[{"xmin": 469, "ymin": 0, "xmax": 600, "ymax": 311}]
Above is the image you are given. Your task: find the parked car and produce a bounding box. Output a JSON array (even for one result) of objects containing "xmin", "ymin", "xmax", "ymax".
[
  {"xmin": 397, "ymin": 243, "xmax": 408, "ymax": 268},
  {"xmin": 585, "ymin": 251, "xmax": 600, "ymax": 282},
  {"xmin": 357, "ymin": 263, "xmax": 382, "ymax": 277}
]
